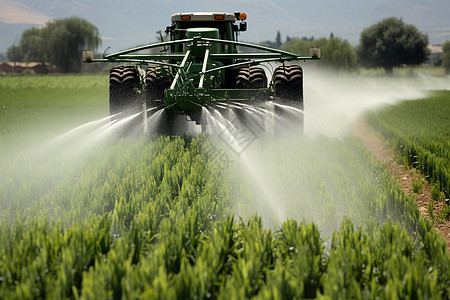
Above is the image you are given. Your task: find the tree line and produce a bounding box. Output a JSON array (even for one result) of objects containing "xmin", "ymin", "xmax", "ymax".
[
  {"xmin": 6, "ymin": 16, "xmax": 450, "ymax": 74},
  {"xmin": 271, "ymin": 18, "xmax": 449, "ymax": 75},
  {"xmin": 7, "ymin": 17, "xmax": 100, "ymax": 73}
]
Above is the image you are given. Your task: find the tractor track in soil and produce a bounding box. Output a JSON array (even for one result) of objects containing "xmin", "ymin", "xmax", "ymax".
[{"xmin": 353, "ymin": 120, "xmax": 450, "ymax": 252}]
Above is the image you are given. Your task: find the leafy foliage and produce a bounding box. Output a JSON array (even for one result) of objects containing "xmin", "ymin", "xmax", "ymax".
[
  {"xmin": 7, "ymin": 17, "xmax": 101, "ymax": 73},
  {"xmin": 358, "ymin": 17, "xmax": 429, "ymax": 75},
  {"xmin": 367, "ymin": 91, "xmax": 450, "ymax": 199},
  {"xmin": 443, "ymin": 40, "xmax": 450, "ymax": 74},
  {"xmin": 367, "ymin": 91, "xmax": 450, "ymax": 223},
  {"xmin": 282, "ymin": 37, "xmax": 357, "ymax": 72},
  {"xmin": 0, "ymin": 75, "xmax": 449, "ymax": 298}
]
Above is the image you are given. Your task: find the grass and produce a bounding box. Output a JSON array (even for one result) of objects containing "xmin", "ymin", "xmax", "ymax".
[
  {"xmin": 366, "ymin": 91, "xmax": 450, "ymax": 198},
  {"xmin": 431, "ymin": 182, "xmax": 445, "ymax": 202},
  {"xmin": 412, "ymin": 177, "xmax": 424, "ymax": 194},
  {"xmin": 367, "ymin": 90, "xmax": 450, "ymax": 223},
  {"xmin": 357, "ymin": 66, "xmax": 447, "ymax": 76},
  {"xmin": 0, "ymin": 74, "xmax": 109, "ymax": 152}
]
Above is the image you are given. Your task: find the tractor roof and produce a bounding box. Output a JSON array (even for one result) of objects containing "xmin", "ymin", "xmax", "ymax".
[{"xmin": 171, "ymin": 12, "xmax": 236, "ymax": 22}]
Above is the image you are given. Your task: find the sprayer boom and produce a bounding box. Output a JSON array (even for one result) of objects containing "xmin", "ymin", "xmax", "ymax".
[{"xmin": 83, "ymin": 11, "xmax": 320, "ymax": 135}]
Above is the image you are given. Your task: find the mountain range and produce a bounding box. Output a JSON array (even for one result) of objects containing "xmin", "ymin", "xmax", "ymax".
[{"xmin": 1, "ymin": 0, "xmax": 449, "ymax": 55}]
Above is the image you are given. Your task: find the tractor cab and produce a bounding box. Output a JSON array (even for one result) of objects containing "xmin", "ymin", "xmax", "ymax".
[{"xmin": 166, "ymin": 12, "xmax": 247, "ymax": 54}]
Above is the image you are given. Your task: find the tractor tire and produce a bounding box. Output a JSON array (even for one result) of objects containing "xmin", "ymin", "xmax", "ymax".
[
  {"xmin": 236, "ymin": 66, "xmax": 267, "ymax": 89},
  {"xmin": 109, "ymin": 65, "xmax": 141, "ymax": 116},
  {"xmin": 109, "ymin": 65, "xmax": 144, "ymax": 136},
  {"xmin": 273, "ymin": 65, "xmax": 303, "ymax": 102},
  {"xmin": 224, "ymin": 68, "xmax": 239, "ymax": 88},
  {"xmin": 145, "ymin": 67, "xmax": 172, "ymax": 105},
  {"xmin": 145, "ymin": 67, "xmax": 174, "ymax": 136},
  {"xmin": 233, "ymin": 66, "xmax": 268, "ymax": 135},
  {"xmin": 272, "ymin": 65, "xmax": 304, "ymax": 135}
]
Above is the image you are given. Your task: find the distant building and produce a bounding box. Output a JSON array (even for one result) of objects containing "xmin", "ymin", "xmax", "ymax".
[
  {"xmin": 427, "ymin": 45, "xmax": 443, "ymax": 54},
  {"xmin": 0, "ymin": 62, "xmax": 55, "ymax": 74},
  {"xmin": 425, "ymin": 45, "xmax": 443, "ymax": 66}
]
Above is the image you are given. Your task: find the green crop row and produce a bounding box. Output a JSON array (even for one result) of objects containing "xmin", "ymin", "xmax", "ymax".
[
  {"xmin": 366, "ymin": 90, "xmax": 450, "ymax": 199},
  {"xmin": 4, "ymin": 214, "xmax": 446, "ymax": 299},
  {"xmin": 1, "ymin": 135, "xmax": 448, "ymax": 299},
  {"xmin": 1, "ymin": 75, "xmax": 449, "ymax": 298}
]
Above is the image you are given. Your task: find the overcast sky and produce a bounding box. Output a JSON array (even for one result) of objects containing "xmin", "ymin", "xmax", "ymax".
[{"xmin": 1, "ymin": 0, "xmax": 449, "ymax": 53}]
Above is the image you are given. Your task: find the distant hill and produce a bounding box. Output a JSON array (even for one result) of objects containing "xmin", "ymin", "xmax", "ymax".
[{"xmin": 1, "ymin": 0, "xmax": 449, "ymax": 54}]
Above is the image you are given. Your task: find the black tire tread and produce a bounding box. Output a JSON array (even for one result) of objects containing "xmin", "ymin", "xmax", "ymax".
[
  {"xmin": 273, "ymin": 65, "xmax": 303, "ymax": 102},
  {"xmin": 236, "ymin": 66, "xmax": 268, "ymax": 89},
  {"xmin": 109, "ymin": 66, "xmax": 140, "ymax": 115}
]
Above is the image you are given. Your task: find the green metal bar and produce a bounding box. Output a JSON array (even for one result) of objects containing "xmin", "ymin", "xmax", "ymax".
[
  {"xmin": 198, "ymin": 48, "xmax": 210, "ymax": 88},
  {"xmin": 85, "ymin": 58, "xmax": 181, "ymax": 68},
  {"xmin": 86, "ymin": 54, "xmax": 317, "ymax": 76},
  {"xmin": 210, "ymin": 89, "xmax": 272, "ymax": 101},
  {"xmin": 210, "ymin": 53, "xmax": 285, "ymax": 59},
  {"xmin": 90, "ymin": 36, "xmax": 319, "ymax": 67},
  {"xmin": 200, "ymin": 37, "xmax": 303, "ymax": 58},
  {"xmin": 203, "ymin": 56, "xmax": 318, "ymax": 76},
  {"xmin": 104, "ymin": 38, "xmax": 193, "ymax": 58},
  {"xmin": 116, "ymin": 54, "xmax": 186, "ymax": 60},
  {"xmin": 170, "ymin": 50, "xmax": 191, "ymax": 90},
  {"xmin": 102, "ymin": 37, "xmax": 317, "ymax": 61},
  {"xmin": 88, "ymin": 52, "xmax": 316, "ymax": 64}
]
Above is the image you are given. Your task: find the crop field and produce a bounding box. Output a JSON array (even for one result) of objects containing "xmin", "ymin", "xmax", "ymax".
[
  {"xmin": 0, "ymin": 75, "xmax": 449, "ymax": 299},
  {"xmin": 366, "ymin": 92, "xmax": 450, "ymax": 212},
  {"xmin": 0, "ymin": 75, "xmax": 109, "ymax": 153}
]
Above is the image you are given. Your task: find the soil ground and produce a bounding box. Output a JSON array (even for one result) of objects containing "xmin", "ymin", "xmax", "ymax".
[{"xmin": 353, "ymin": 121, "xmax": 450, "ymax": 252}]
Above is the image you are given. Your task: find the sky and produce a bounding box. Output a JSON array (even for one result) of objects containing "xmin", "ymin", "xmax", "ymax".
[{"xmin": 1, "ymin": 0, "xmax": 449, "ymax": 54}]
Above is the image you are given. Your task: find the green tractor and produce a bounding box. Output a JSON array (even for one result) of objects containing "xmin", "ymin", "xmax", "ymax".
[{"xmin": 83, "ymin": 11, "xmax": 320, "ymax": 136}]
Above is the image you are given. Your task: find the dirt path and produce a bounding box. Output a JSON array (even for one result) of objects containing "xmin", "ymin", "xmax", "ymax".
[{"xmin": 353, "ymin": 121, "xmax": 450, "ymax": 251}]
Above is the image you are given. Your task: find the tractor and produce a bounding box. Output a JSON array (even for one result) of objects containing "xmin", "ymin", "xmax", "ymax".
[{"xmin": 83, "ymin": 12, "xmax": 320, "ymax": 136}]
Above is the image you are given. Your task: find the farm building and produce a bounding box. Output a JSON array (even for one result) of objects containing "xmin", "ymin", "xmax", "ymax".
[
  {"xmin": 426, "ymin": 45, "xmax": 443, "ymax": 66},
  {"xmin": 0, "ymin": 62, "xmax": 55, "ymax": 74}
]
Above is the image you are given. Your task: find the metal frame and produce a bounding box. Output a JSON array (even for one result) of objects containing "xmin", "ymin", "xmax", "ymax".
[
  {"xmin": 84, "ymin": 36, "xmax": 319, "ymax": 112},
  {"xmin": 86, "ymin": 37, "xmax": 319, "ymax": 65}
]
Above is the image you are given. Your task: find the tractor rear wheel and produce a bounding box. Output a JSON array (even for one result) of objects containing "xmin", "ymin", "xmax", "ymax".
[
  {"xmin": 145, "ymin": 67, "xmax": 171, "ymax": 106},
  {"xmin": 110, "ymin": 65, "xmax": 141, "ymax": 115},
  {"xmin": 109, "ymin": 65, "xmax": 144, "ymax": 135},
  {"xmin": 273, "ymin": 65, "xmax": 303, "ymax": 102},
  {"xmin": 233, "ymin": 66, "xmax": 268, "ymax": 135},
  {"xmin": 272, "ymin": 65, "xmax": 304, "ymax": 135},
  {"xmin": 236, "ymin": 66, "xmax": 267, "ymax": 88},
  {"xmin": 145, "ymin": 67, "xmax": 174, "ymax": 136}
]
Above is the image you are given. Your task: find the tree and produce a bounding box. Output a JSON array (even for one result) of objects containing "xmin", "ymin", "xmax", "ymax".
[
  {"xmin": 275, "ymin": 31, "xmax": 282, "ymax": 48},
  {"xmin": 8, "ymin": 17, "xmax": 100, "ymax": 73},
  {"xmin": 282, "ymin": 36, "xmax": 357, "ymax": 72},
  {"xmin": 281, "ymin": 38, "xmax": 311, "ymax": 57},
  {"xmin": 443, "ymin": 41, "xmax": 450, "ymax": 74},
  {"xmin": 6, "ymin": 45, "xmax": 24, "ymax": 62},
  {"xmin": 260, "ymin": 31, "xmax": 282, "ymax": 49},
  {"xmin": 19, "ymin": 27, "xmax": 46, "ymax": 63},
  {"xmin": 358, "ymin": 17, "xmax": 428, "ymax": 75},
  {"xmin": 324, "ymin": 37, "xmax": 357, "ymax": 71}
]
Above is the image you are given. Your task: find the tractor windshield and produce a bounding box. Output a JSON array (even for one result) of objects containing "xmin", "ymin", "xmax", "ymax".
[
  {"xmin": 172, "ymin": 21, "xmax": 235, "ymax": 41},
  {"xmin": 170, "ymin": 20, "xmax": 237, "ymax": 54}
]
